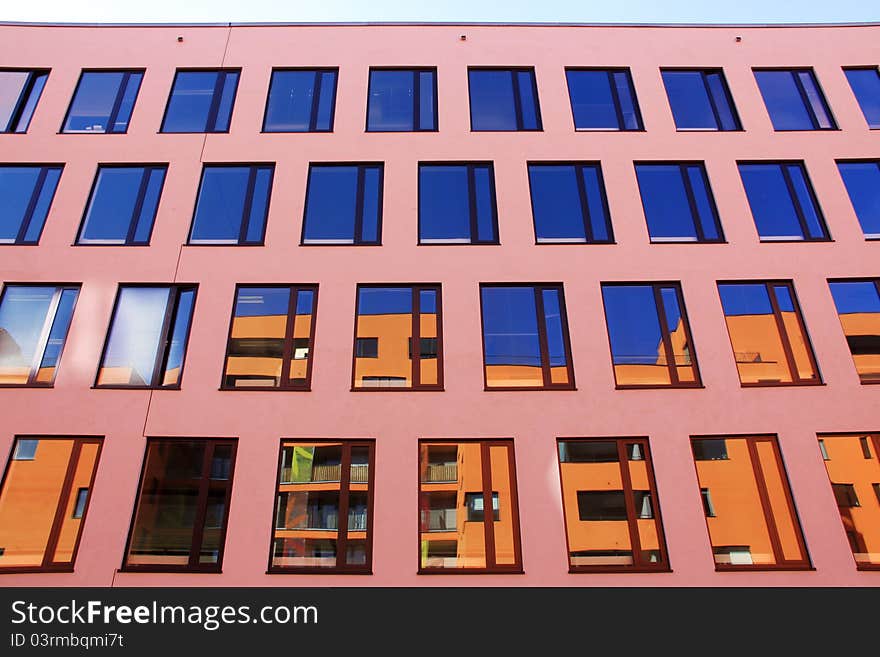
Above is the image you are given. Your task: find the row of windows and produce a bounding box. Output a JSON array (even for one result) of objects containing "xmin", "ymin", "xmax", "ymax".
[
  {"xmin": 4, "ymin": 158, "xmax": 880, "ymax": 246},
  {"xmin": 1, "ymin": 278, "xmax": 877, "ymax": 390},
  {"xmin": 2, "ymin": 65, "xmax": 879, "ymax": 135},
  {"xmin": 0, "ymin": 433, "xmax": 876, "ymax": 574}
]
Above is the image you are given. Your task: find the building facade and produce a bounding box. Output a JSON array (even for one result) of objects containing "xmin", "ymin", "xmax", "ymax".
[{"xmin": 0, "ymin": 21, "xmax": 878, "ymax": 586}]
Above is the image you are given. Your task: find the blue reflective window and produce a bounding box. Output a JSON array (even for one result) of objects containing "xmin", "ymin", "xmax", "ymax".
[
  {"xmin": 754, "ymin": 69, "xmax": 836, "ymax": 130},
  {"xmin": 738, "ymin": 162, "xmax": 829, "ymax": 241},
  {"xmin": 188, "ymin": 164, "xmax": 274, "ymax": 245},
  {"xmin": 844, "ymin": 68, "xmax": 880, "ymax": 129},
  {"xmin": 419, "ymin": 163, "xmax": 498, "ymax": 244},
  {"xmin": 62, "ymin": 70, "xmax": 143, "ymax": 134},
  {"xmin": 828, "ymin": 279, "xmax": 880, "ymax": 383},
  {"xmin": 367, "ymin": 69, "xmax": 436, "ymax": 131},
  {"xmin": 97, "ymin": 285, "xmax": 197, "ymax": 388},
  {"xmin": 302, "ymin": 164, "xmax": 383, "ymax": 245},
  {"xmin": 469, "ymin": 68, "xmax": 542, "ymax": 131},
  {"xmin": 263, "ymin": 69, "xmax": 337, "ymax": 132},
  {"xmin": 0, "ymin": 284, "xmax": 80, "ymax": 385},
  {"xmin": 565, "ymin": 69, "xmax": 642, "ymax": 130},
  {"xmin": 837, "ymin": 160, "xmax": 880, "ymax": 238},
  {"xmin": 528, "ymin": 163, "xmax": 613, "ymax": 243},
  {"xmin": 0, "ymin": 165, "xmax": 62, "ymax": 244},
  {"xmin": 635, "ymin": 163, "xmax": 723, "ymax": 242},
  {"xmin": 161, "ymin": 70, "xmax": 240, "ymax": 133},
  {"xmin": 0, "ymin": 69, "xmax": 49, "ymax": 133},
  {"xmin": 662, "ymin": 69, "xmax": 740, "ymax": 130},
  {"xmin": 77, "ymin": 165, "xmax": 166, "ymax": 245}
]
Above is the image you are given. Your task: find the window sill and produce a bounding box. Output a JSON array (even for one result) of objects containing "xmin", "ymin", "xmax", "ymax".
[
  {"xmin": 535, "ymin": 239, "xmax": 616, "ymax": 245},
  {"xmin": 484, "ymin": 386, "xmax": 577, "ymax": 392},
  {"xmin": 573, "ymin": 127, "xmax": 645, "ymax": 133},
  {"xmin": 418, "ymin": 241, "xmax": 501, "ymax": 246},
  {"xmin": 266, "ymin": 568, "xmax": 373, "ymax": 575},
  {"xmin": 118, "ymin": 567, "xmax": 223, "ymax": 574},
  {"xmin": 184, "ymin": 242, "xmax": 265, "ymax": 247},
  {"xmin": 219, "ymin": 386, "xmax": 311, "ymax": 392},
  {"xmin": 758, "ymin": 238, "xmax": 833, "ymax": 243},
  {"xmin": 351, "ymin": 387, "xmax": 444, "ymax": 392},
  {"xmin": 856, "ymin": 563, "xmax": 880, "ymax": 571},
  {"xmin": 92, "ymin": 385, "xmax": 182, "ymax": 391},
  {"xmin": 714, "ymin": 564, "xmax": 815, "ymax": 572},
  {"xmin": 739, "ymin": 381, "xmax": 824, "ymax": 388},
  {"xmin": 615, "ymin": 384, "xmax": 704, "ymax": 390},
  {"xmin": 568, "ymin": 566, "xmax": 672, "ymax": 574},
  {"xmin": 648, "ymin": 239, "xmax": 727, "ymax": 245},
  {"xmin": 299, "ymin": 242, "xmax": 382, "ymax": 247},
  {"xmin": 0, "ymin": 383, "xmax": 54, "ymax": 389},
  {"xmin": 0, "ymin": 566, "xmax": 75, "ymax": 574},
  {"xmin": 418, "ymin": 568, "xmax": 524, "ymax": 575},
  {"xmin": 673, "ymin": 127, "xmax": 743, "ymax": 133}
]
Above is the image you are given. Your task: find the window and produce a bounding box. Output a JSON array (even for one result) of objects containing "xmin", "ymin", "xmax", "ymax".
[
  {"xmin": 480, "ymin": 284, "xmax": 574, "ymax": 389},
  {"xmin": 188, "ymin": 164, "xmax": 273, "ymax": 245},
  {"xmin": 367, "ymin": 68, "xmax": 436, "ymax": 131},
  {"xmin": 718, "ymin": 281, "xmax": 820, "ymax": 386},
  {"xmin": 818, "ymin": 434, "xmax": 880, "ymax": 569},
  {"xmin": 843, "ymin": 67, "xmax": 880, "ymax": 129},
  {"xmin": 0, "ymin": 69, "xmax": 48, "ymax": 133},
  {"xmin": 221, "ymin": 285, "xmax": 317, "ymax": 389},
  {"xmin": 76, "ymin": 165, "xmax": 166, "ymax": 245},
  {"xmin": 301, "ymin": 164, "xmax": 383, "ymax": 245},
  {"xmin": 635, "ymin": 163, "xmax": 724, "ymax": 242},
  {"xmin": 0, "ymin": 284, "xmax": 79, "ymax": 386},
  {"xmin": 161, "ymin": 70, "xmax": 239, "ymax": 133},
  {"xmin": 528, "ymin": 163, "xmax": 613, "ymax": 243},
  {"xmin": 661, "ymin": 69, "xmax": 741, "ymax": 130},
  {"xmin": 263, "ymin": 68, "xmax": 337, "ymax": 132},
  {"xmin": 468, "ymin": 68, "xmax": 541, "ymax": 131},
  {"xmin": 123, "ymin": 438, "xmax": 236, "ymax": 572},
  {"xmin": 558, "ymin": 438, "xmax": 668, "ymax": 572},
  {"xmin": 419, "ymin": 163, "xmax": 498, "ymax": 244},
  {"xmin": 565, "ymin": 68, "xmax": 642, "ymax": 131},
  {"xmin": 601, "ymin": 283, "xmax": 701, "ymax": 388},
  {"xmin": 837, "ymin": 160, "xmax": 880, "ymax": 239},
  {"xmin": 96, "ymin": 285, "xmax": 197, "ymax": 388},
  {"xmin": 419, "ymin": 440, "xmax": 522, "ymax": 572},
  {"xmin": 691, "ymin": 435, "xmax": 810, "ymax": 570},
  {"xmin": 737, "ymin": 162, "xmax": 829, "ymax": 241},
  {"xmin": 0, "ymin": 165, "xmax": 62, "ymax": 244},
  {"xmin": 828, "ymin": 279, "xmax": 880, "ymax": 384},
  {"xmin": 0, "ymin": 437, "xmax": 101, "ymax": 572},
  {"xmin": 353, "ymin": 285, "xmax": 442, "ymax": 389},
  {"xmin": 270, "ymin": 440, "xmax": 374, "ymax": 573},
  {"xmin": 754, "ymin": 68, "xmax": 836, "ymax": 130},
  {"xmin": 61, "ymin": 70, "xmax": 143, "ymax": 134}
]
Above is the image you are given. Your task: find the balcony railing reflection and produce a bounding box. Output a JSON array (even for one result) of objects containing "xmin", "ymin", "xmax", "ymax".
[
  {"xmin": 280, "ymin": 463, "xmax": 369, "ymax": 484},
  {"xmin": 277, "ymin": 511, "xmax": 368, "ymax": 532},
  {"xmin": 422, "ymin": 464, "xmax": 457, "ymax": 483},
  {"xmin": 421, "ymin": 508, "xmax": 457, "ymax": 532}
]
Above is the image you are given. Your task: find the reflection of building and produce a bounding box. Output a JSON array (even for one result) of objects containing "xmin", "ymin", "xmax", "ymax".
[
  {"xmin": 612, "ymin": 318, "xmax": 694, "ymax": 385},
  {"xmin": 836, "ymin": 313, "xmax": 880, "ymax": 382}
]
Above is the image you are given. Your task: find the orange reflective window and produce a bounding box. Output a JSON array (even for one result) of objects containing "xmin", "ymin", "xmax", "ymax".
[{"xmin": 829, "ymin": 280, "xmax": 880, "ymax": 384}]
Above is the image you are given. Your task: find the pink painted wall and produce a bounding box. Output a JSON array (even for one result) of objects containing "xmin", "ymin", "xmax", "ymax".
[{"xmin": 0, "ymin": 21, "xmax": 877, "ymax": 586}]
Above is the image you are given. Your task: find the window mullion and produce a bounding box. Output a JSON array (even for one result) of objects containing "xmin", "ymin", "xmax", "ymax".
[
  {"xmin": 766, "ymin": 284, "xmax": 802, "ymax": 383},
  {"xmin": 238, "ymin": 166, "xmax": 258, "ymax": 244},
  {"xmin": 616, "ymin": 440, "xmax": 644, "ymax": 567},
  {"xmin": 780, "ymin": 165, "xmax": 813, "ymax": 240},
  {"xmin": 510, "ymin": 70, "xmax": 524, "ymax": 130},
  {"xmin": 680, "ymin": 165, "xmax": 707, "ymax": 242},
  {"xmin": 204, "ymin": 72, "xmax": 226, "ymax": 132},
  {"xmin": 574, "ymin": 165, "xmax": 595, "ymax": 242},
  {"xmin": 653, "ymin": 285, "xmax": 680, "ymax": 385},
  {"xmin": 412, "ymin": 70, "xmax": 420, "ymax": 131},
  {"xmin": 746, "ymin": 438, "xmax": 787, "ymax": 565},
  {"xmin": 466, "ymin": 165, "xmax": 479, "ymax": 242},
  {"xmin": 335, "ymin": 443, "xmax": 353, "ymax": 571},
  {"xmin": 187, "ymin": 442, "xmax": 215, "ymax": 568},
  {"xmin": 791, "ymin": 72, "xmax": 820, "ymax": 130},
  {"xmin": 534, "ymin": 287, "xmax": 552, "ymax": 388},
  {"xmin": 353, "ymin": 166, "xmax": 365, "ymax": 244},
  {"xmin": 607, "ymin": 70, "xmax": 626, "ymax": 130},
  {"xmin": 278, "ymin": 287, "xmax": 297, "ymax": 388},
  {"xmin": 700, "ymin": 72, "xmax": 724, "ymax": 130},
  {"xmin": 42, "ymin": 439, "xmax": 83, "ymax": 567},
  {"xmin": 412, "ymin": 286, "xmax": 421, "ymax": 388},
  {"xmin": 480, "ymin": 442, "xmax": 497, "ymax": 569},
  {"xmin": 26, "ymin": 286, "xmax": 63, "ymax": 385},
  {"xmin": 6, "ymin": 73, "xmax": 35, "ymax": 131},
  {"xmin": 126, "ymin": 168, "xmax": 152, "ymax": 244},
  {"xmin": 308, "ymin": 71, "xmax": 322, "ymax": 132},
  {"xmin": 151, "ymin": 287, "xmax": 179, "ymax": 388},
  {"xmin": 105, "ymin": 72, "xmax": 129, "ymax": 133},
  {"xmin": 16, "ymin": 166, "xmax": 49, "ymax": 244}
]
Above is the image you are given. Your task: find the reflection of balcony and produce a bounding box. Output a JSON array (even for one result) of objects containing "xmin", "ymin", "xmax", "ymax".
[
  {"xmin": 422, "ymin": 464, "xmax": 457, "ymax": 483},
  {"xmin": 421, "ymin": 508, "xmax": 457, "ymax": 532},
  {"xmin": 281, "ymin": 464, "xmax": 369, "ymax": 484},
  {"xmin": 734, "ymin": 352, "xmax": 772, "ymax": 364},
  {"xmin": 277, "ymin": 511, "xmax": 367, "ymax": 532}
]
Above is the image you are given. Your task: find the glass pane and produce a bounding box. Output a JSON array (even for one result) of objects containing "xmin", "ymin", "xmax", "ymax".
[
  {"xmin": 63, "ymin": 72, "xmax": 124, "ymax": 133},
  {"xmin": 636, "ymin": 165, "xmax": 700, "ymax": 241},
  {"xmin": 845, "ymin": 68, "xmax": 880, "ymax": 128},
  {"xmin": 755, "ymin": 70, "xmax": 816, "ymax": 130},
  {"xmin": 303, "ymin": 166, "xmax": 358, "ymax": 243},
  {"xmin": 361, "ymin": 166, "xmax": 381, "ymax": 244},
  {"xmin": 706, "ymin": 71, "xmax": 739, "ymax": 130},
  {"xmin": 198, "ymin": 488, "xmax": 227, "ymax": 564},
  {"xmin": 755, "ymin": 439, "xmax": 806, "ymax": 562},
  {"xmin": 190, "ymin": 167, "xmax": 249, "ymax": 243},
  {"xmin": 797, "ymin": 70, "xmax": 834, "ymax": 129},
  {"xmin": 773, "ymin": 285, "xmax": 818, "ymax": 382},
  {"xmin": 162, "ymin": 71, "xmax": 218, "ymax": 132},
  {"xmin": 224, "ymin": 287, "xmax": 290, "ymax": 388},
  {"xmin": 367, "ymin": 70, "xmax": 415, "ymax": 131},
  {"xmin": 490, "ymin": 445, "xmax": 517, "ymax": 566},
  {"xmin": 542, "ymin": 289, "xmax": 569, "ymax": 385},
  {"xmin": 838, "ymin": 162, "xmax": 880, "ymax": 238},
  {"xmin": 316, "ymin": 71, "xmax": 337, "ymax": 131},
  {"xmin": 613, "ymin": 71, "xmax": 641, "ymax": 130},
  {"xmin": 288, "ymin": 289, "xmax": 315, "ymax": 386},
  {"xmin": 469, "ymin": 70, "xmax": 518, "ymax": 131},
  {"xmin": 212, "ymin": 72, "xmax": 238, "ymax": 132},
  {"xmin": 829, "ymin": 281, "xmax": 880, "ymax": 383},
  {"xmin": 473, "ymin": 165, "xmax": 496, "ymax": 243},
  {"xmin": 566, "ymin": 70, "xmax": 619, "ymax": 130},
  {"xmin": 111, "ymin": 72, "xmax": 142, "ymax": 132},
  {"xmin": 738, "ymin": 163, "xmax": 806, "ymax": 240},
  {"xmin": 662, "ymin": 71, "xmax": 718, "ymax": 129},
  {"xmin": 529, "ymin": 165, "xmax": 587, "ymax": 243},
  {"xmin": 0, "ymin": 71, "xmax": 29, "ymax": 130},
  {"xmin": 482, "ymin": 287, "xmax": 543, "ymax": 388},
  {"xmin": 582, "ymin": 166, "xmax": 611, "ymax": 242},
  {"xmin": 419, "ymin": 71, "xmax": 435, "ymax": 130},
  {"xmin": 419, "ymin": 165, "xmax": 471, "ymax": 243},
  {"xmin": 34, "ymin": 288, "xmax": 78, "ymax": 384},
  {"xmin": 79, "ymin": 167, "xmax": 145, "ymax": 244},
  {"xmin": 50, "ymin": 442, "xmax": 100, "ymax": 564},
  {"xmin": 354, "ymin": 288, "xmax": 413, "ymax": 388},
  {"xmin": 264, "ymin": 70, "xmax": 319, "ymax": 132},
  {"xmin": 97, "ymin": 287, "xmax": 170, "ymax": 386},
  {"xmin": 686, "ymin": 165, "xmax": 721, "ymax": 241},
  {"xmin": 0, "ymin": 286, "xmax": 55, "ymax": 384},
  {"xmin": 602, "ymin": 285, "xmax": 671, "ymax": 386},
  {"xmin": 418, "ymin": 289, "xmax": 439, "ymax": 386},
  {"xmin": 516, "ymin": 70, "xmax": 539, "ymax": 130},
  {"xmin": 661, "ymin": 287, "xmax": 697, "ymax": 383},
  {"xmin": 161, "ymin": 288, "xmax": 195, "ymax": 387},
  {"xmin": 0, "ymin": 167, "xmax": 43, "ymax": 243},
  {"xmin": 785, "ymin": 164, "xmax": 827, "ymax": 239},
  {"xmin": 20, "ymin": 167, "xmax": 57, "ymax": 244},
  {"xmin": 245, "ymin": 167, "xmax": 273, "ymax": 244},
  {"xmin": 133, "ymin": 168, "xmax": 165, "ymax": 244}
]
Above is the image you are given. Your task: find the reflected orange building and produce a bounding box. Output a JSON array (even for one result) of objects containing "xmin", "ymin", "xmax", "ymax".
[
  {"xmin": 836, "ymin": 312, "xmax": 880, "ymax": 382},
  {"xmin": 612, "ymin": 318, "xmax": 697, "ymax": 386}
]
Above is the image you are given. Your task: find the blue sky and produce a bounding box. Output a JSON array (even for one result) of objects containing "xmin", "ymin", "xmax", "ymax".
[{"xmin": 2, "ymin": 0, "xmax": 879, "ymax": 24}]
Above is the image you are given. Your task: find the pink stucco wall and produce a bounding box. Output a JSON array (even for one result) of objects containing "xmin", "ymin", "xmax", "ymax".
[{"xmin": 0, "ymin": 21, "xmax": 877, "ymax": 586}]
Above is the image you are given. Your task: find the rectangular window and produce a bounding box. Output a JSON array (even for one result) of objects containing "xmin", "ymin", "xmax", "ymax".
[
  {"xmin": 635, "ymin": 162, "xmax": 724, "ymax": 243},
  {"xmin": 601, "ymin": 283, "xmax": 701, "ymax": 388},
  {"xmin": 754, "ymin": 68, "xmax": 836, "ymax": 131},
  {"xmin": 843, "ymin": 67, "xmax": 880, "ymax": 129},
  {"xmin": 301, "ymin": 164, "xmax": 382, "ymax": 245},
  {"xmin": 828, "ymin": 279, "xmax": 880, "ymax": 384},
  {"xmin": 367, "ymin": 68, "xmax": 436, "ymax": 131},
  {"xmin": 0, "ymin": 69, "xmax": 48, "ymax": 133},
  {"xmin": 837, "ymin": 160, "xmax": 880, "ymax": 239},
  {"xmin": 480, "ymin": 284, "xmax": 574, "ymax": 389},
  {"xmin": 558, "ymin": 438, "xmax": 668, "ymax": 572},
  {"xmin": 161, "ymin": 70, "xmax": 239, "ymax": 133},
  {"xmin": 0, "ymin": 165, "xmax": 62, "ymax": 244},
  {"xmin": 353, "ymin": 285, "xmax": 442, "ymax": 390},
  {"xmin": 419, "ymin": 440, "xmax": 522, "ymax": 572},
  {"xmin": 76, "ymin": 165, "xmax": 166, "ymax": 245},
  {"xmin": 661, "ymin": 69, "xmax": 741, "ymax": 131},
  {"xmin": 263, "ymin": 68, "xmax": 337, "ymax": 132},
  {"xmin": 270, "ymin": 440, "xmax": 374, "ymax": 573},
  {"xmin": 738, "ymin": 162, "xmax": 829, "ymax": 241},
  {"xmin": 188, "ymin": 164, "xmax": 274, "ymax": 245},
  {"xmin": 691, "ymin": 435, "xmax": 810, "ymax": 570},
  {"xmin": 0, "ymin": 284, "xmax": 79, "ymax": 386},
  {"xmin": 0, "ymin": 437, "xmax": 101, "ymax": 573},
  {"xmin": 468, "ymin": 68, "xmax": 541, "ymax": 131},
  {"xmin": 718, "ymin": 281, "xmax": 820, "ymax": 386},
  {"xmin": 419, "ymin": 163, "xmax": 498, "ymax": 244},
  {"xmin": 123, "ymin": 438, "xmax": 236, "ymax": 572},
  {"xmin": 96, "ymin": 285, "xmax": 197, "ymax": 388},
  {"xmin": 820, "ymin": 434, "xmax": 880, "ymax": 569},
  {"xmin": 528, "ymin": 163, "xmax": 613, "ymax": 243},
  {"xmin": 221, "ymin": 285, "xmax": 317, "ymax": 389},
  {"xmin": 61, "ymin": 70, "xmax": 143, "ymax": 134},
  {"xmin": 701, "ymin": 489, "xmax": 716, "ymax": 517},
  {"xmin": 565, "ymin": 68, "xmax": 642, "ymax": 131}
]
